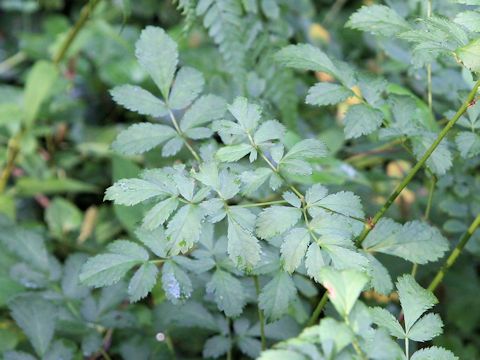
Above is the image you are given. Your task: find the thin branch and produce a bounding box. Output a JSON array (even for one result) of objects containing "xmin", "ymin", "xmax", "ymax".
[
  {"xmin": 355, "ymin": 79, "xmax": 480, "ymax": 247},
  {"xmin": 428, "ymin": 213, "xmax": 480, "ymax": 292},
  {"xmin": 253, "ymin": 276, "xmax": 266, "ymax": 350},
  {"xmin": 167, "ymin": 109, "xmax": 201, "ymax": 162},
  {"xmin": 306, "ymin": 292, "xmax": 328, "ymax": 326}
]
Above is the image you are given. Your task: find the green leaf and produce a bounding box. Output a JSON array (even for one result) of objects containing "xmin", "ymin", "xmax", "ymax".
[
  {"xmin": 105, "ymin": 178, "xmax": 167, "ymax": 206},
  {"xmin": 180, "ymin": 94, "xmax": 227, "ymax": 132},
  {"xmin": 407, "ymin": 313, "xmax": 443, "ymax": 342},
  {"xmin": 142, "ymin": 197, "xmax": 179, "ymax": 230},
  {"xmin": 280, "ymin": 139, "xmax": 327, "ymax": 175},
  {"xmin": 281, "ymin": 228, "xmax": 311, "ymax": 273},
  {"xmin": 161, "ymin": 260, "xmax": 192, "ymax": 303},
  {"xmin": 344, "ymin": 104, "xmax": 383, "ymax": 139},
  {"xmin": 259, "ymin": 272, "xmax": 297, "ymax": 321},
  {"xmin": 112, "ymin": 123, "xmax": 176, "ymax": 155},
  {"xmin": 62, "ymin": 254, "xmax": 90, "ymax": 299},
  {"xmin": 259, "ymin": 350, "xmax": 306, "ymax": 360},
  {"xmin": 397, "ymin": 274, "xmax": 438, "ymax": 331},
  {"xmin": 79, "ymin": 240, "xmax": 149, "ymax": 287},
  {"xmin": 227, "ymin": 207, "xmax": 261, "ymax": 269},
  {"xmin": 168, "ymin": 67, "xmax": 204, "ymax": 109},
  {"xmin": 346, "ymin": 5, "xmax": 410, "ymax": 36},
  {"xmin": 45, "ymin": 197, "xmax": 82, "ymax": 239},
  {"xmin": 455, "ymin": 38, "xmax": 480, "ymax": 72},
  {"xmin": 24, "ymin": 60, "xmax": 58, "ymax": 125},
  {"xmin": 228, "ymin": 97, "xmax": 262, "ymax": 132},
  {"xmin": 366, "ymin": 254, "xmax": 393, "ymax": 295},
  {"xmin": 256, "ymin": 206, "xmax": 302, "ymax": 239},
  {"xmin": 110, "ymin": 85, "xmax": 168, "ymax": 117},
  {"xmin": 127, "ymin": 262, "xmax": 158, "ymax": 302},
  {"xmin": 165, "ymin": 204, "xmax": 203, "ymax": 254},
  {"xmin": 412, "ymin": 133, "xmax": 452, "ymax": 175},
  {"xmin": 305, "ymin": 243, "xmax": 329, "ymax": 283},
  {"xmin": 135, "ymin": 26, "xmax": 178, "ymax": 98},
  {"xmin": 206, "ymin": 269, "xmax": 246, "ymax": 317},
  {"xmin": 362, "ymin": 219, "xmax": 449, "ymax": 264},
  {"xmin": 314, "ymin": 191, "xmax": 364, "ymax": 218},
  {"xmin": 275, "ymin": 44, "xmax": 340, "ymax": 81},
  {"xmin": 456, "ymin": 131, "xmax": 480, "ymax": 158},
  {"xmin": 410, "ymin": 346, "xmax": 458, "ymax": 360},
  {"xmin": 370, "ymin": 307, "xmax": 405, "ymax": 339},
  {"xmin": 306, "ymin": 83, "xmax": 354, "ymax": 106},
  {"xmin": 319, "ymin": 268, "xmax": 369, "ymax": 317},
  {"xmin": 9, "ymin": 296, "xmax": 56, "ymax": 357},
  {"xmin": 216, "ymin": 143, "xmax": 254, "ymax": 162},
  {"xmin": 455, "ymin": 11, "xmax": 480, "ymax": 32},
  {"xmin": 203, "ymin": 335, "xmax": 231, "ymax": 359},
  {"xmin": 254, "ymin": 120, "xmax": 285, "ymax": 144}
]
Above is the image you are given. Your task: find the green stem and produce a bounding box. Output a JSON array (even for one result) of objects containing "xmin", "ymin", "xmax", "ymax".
[
  {"xmin": 167, "ymin": 109, "xmax": 201, "ymax": 162},
  {"xmin": 356, "ymin": 79, "xmax": 480, "ymax": 247},
  {"xmin": 428, "ymin": 213, "xmax": 480, "ymax": 292},
  {"xmin": 53, "ymin": 0, "xmax": 102, "ymax": 64},
  {"xmin": 306, "ymin": 292, "xmax": 328, "ymax": 326},
  {"xmin": 237, "ymin": 200, "xmax": 288, "ymax": 208},
  {"xmin": 405, "ymin": 338, "xmax": 410, "ymax": 360},
  {"xmin": 253, "ymin": 276, "xmax": 266, "ymax": 350}
]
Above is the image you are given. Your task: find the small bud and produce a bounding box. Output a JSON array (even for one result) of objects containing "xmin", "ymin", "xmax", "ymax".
[{"xmin": 156, "ymin": 332, "xmax": 165, "ymax": 342}]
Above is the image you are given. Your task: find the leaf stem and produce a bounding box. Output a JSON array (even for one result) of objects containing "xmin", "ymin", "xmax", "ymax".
[
  {"xmin": 237, "ymin": 200, "xmax": 288, "ymax": 208},
  {"xmin": 306, "ymin": 291, "xmax": 328, "ymax": 326},
  {"xmin": 428, "ymin": 213, "xmax": 480, "ymax": 292},
  {"xmin": 356, "ymin": 79, "xmax": 480, "ymax": 247},
  {"xmin": 53, "ymin": 0, "xmax": 102, "ymax": 64},
  {"xmin": 253, "ymin": 275, "xmax": 267, "ymax": 350},
  {"xmin": 167, "ymin": 109, "xmax": 201, "ymax": 162}
]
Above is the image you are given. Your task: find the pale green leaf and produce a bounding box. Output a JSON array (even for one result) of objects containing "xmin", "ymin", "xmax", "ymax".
[
  {"xmin": 456, "ymin": 131, "xmax": 480, "ymax": 158},
  {"xmin": 282, "ymin": 191, "xmax": 301, "ymax": 208},
  {"xmin": 168, "ymin": 66, "xmax": 204, "ymax": 109},
  {"xmin": 135, "ymin": 26, "xmax": 178, "ymax": 98},
  {"xmin": 305, "ymin": 243, "xmax": 329, "ymax": 283},
  {"xmin": 112, "ymin": 123, "xmax": 176, "ymax": 155},
  {"xmin": 455, "ymin": 38, "xmax": 480, "ymax": 72},
  {"xmin": 410, "ymin": 346, "xmax": 458, "ymax": 360},
  {"xmin": 206, "ymin": 269, "xmax": 246, "ymax": 317},
  {"xmin": 319, "ymin": 268, "xmax": 369, "ymax": 316},
  {"xmin": 180, "ymin": 94, "xmax": 227, "ymax": 131},
  {"xmin": 227, "ymin": 208, "xmax": 261, "ymax": 269},
  {"xmin": 366, "ymin": 253, "xmax": 393, "ymax": 295},
  {"xmin": 142, "ymin": 197, "xmax": 179, "ymax": 230},
  {"xmin": 254, "ymin": 120, "xmax": 285, "ymax": 144},
  {"xmin": 397, "ymin": 274, "xmax": 438, "ymax": 331},
  {"xmin": 203, "ymin": 335, "xmax": 231, "ymax": 359},
  {"xmin": 259, "ymin": 272, "xmax": 297, "ymax": 321},
  {"xmin": 256, "ymin": 206, "xmax": 302, "ymax": 239},
  {"xmin": 127, "ymin": 262, "xmax": 158, "ymax": 302},
  {"xmin": 258, "ymin": 350, "xmax": 306, "ymax": 360},
  {"xmin": 165, "ymin": 204, "xmax": 203, "ymax": 254},
  {"xmin": 161, "ymin": 261, "xmax": 192, "ymax": 303},
  {"xmin": 346, "ymin": 5, "xmax": 410, "ymax": 36},
  {"xmin": 370, "ymin": 307, "xmax": 405, "ymax": 339},
  {"xmin": 228, "ymin": 96, "xmax": 262, "ymax": 132},
  {"xmin": 455, "ymin": 10, "xmax": 480, "ymax": 32},
  {"xmin": 280, "ymin": 228, "xmax": 310, "ymax": 273},
  {"xmin": 110, "ymin": 85, "xmax": 168, "ymax": 117},
  {"xmin": 407, "ymin": 313, "xmax": 443, "ymax": 342},
  {"xmin": 344, "ymin": 104, "xmax": 383, "ymax": 139},
  {"xmin": 412, "ymin": 133, "xmax": 452, "ymax": 175},
  {"xmin": 105, "ymin": 178, "xmax": 167, "ymax": 206},
  {"xmin": 306, "ymin": 83, "xmax": 354, "ymax": 106},
  {"xmin": 315, "ymin": 191, "xmax": 364, "ymax": 218},
  {"xmin": 9, "ymin": 296, "xmax": 56, "ymax": 357},
  {"xmin": 216, "ymin": 143, "xmax": 254, "ymax": 162}
]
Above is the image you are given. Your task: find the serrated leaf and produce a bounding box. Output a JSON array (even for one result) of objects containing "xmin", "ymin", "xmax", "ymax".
[
  {"xmin": 456, "ymin": 131, "xmax": 480, "ymax": 158},
  {"xmin": 206, "ymin": 269, "xmax": 246, "ymax": 317},
  {"xmin": 110, "ymin": 85, "xmax": 168, "ymax": 117},
  {"xmin": 165, "ymin": 204, "xmax": 203, "ymax": 254},
  {"xmin": 105, "ymin": 178, "xmax": 167, "ymax": 206},
  {"xmin": 9, "ymin": 296, "xmax": 56, "ymax": 357},
  {"xmin": 228, "ymin": 97, "xmax": 262, "ymax": 132},
  {"xmin": 275, "ymin": 44, "xmax": 340, "ymax": 80},
  {"xmin": 305, "ymin": 184, "xmax": 328, "ymax": 206},
  {"xmin": 227, "ymin": 208, "xmax": 261, "ymax": 269},
  {"xmin": 258, "ymin": 350, "xmax": 305, "ymax": 360},
  {"xmin": 162, "ymin": 136, "xmax": 183, "ymax": 156},
  {"xmin": 181, "ymin": 94, "xmax": 227, "ymax": 131},
  {"xmin": 256, "ymin": 206, "xmax": 302, "ymax": 239},
  {"xmin": 306, "ymin": 83, "xmax": 354, "ymax": 106},
  {"xmin": 407, "ymin": 313, "xmax": 443, "ymax": 342},
  {"xmin": 362, "ymin": 219, "xmax": 449, "ymax": 264},
  {"xmin": 281, "ymin": 228, "xmax": 311, "ymax": 273},
  {"xmin": 216, "ymin": 143, "xmax": 253, "ymax": 162},
  {"xmin": 370, "ymin": 307, "xmax": 405, "ymax": 339},
  {"xmin": 397, "ymin": 274, "xmax": 438, "ymax": 331},
  {"xmin": 127, "ymin": 262, "xmax": 158, "ymax": 302},
  {"xmin": 112, "ymin": 123, "xmax": 176, "ymax": 155},
  {"xmin": 161, "ymin": 261, "xmax": 192, "ymax": 303},
  {"xmin": 168, "ymin": 67, "xmax": 204, "ymax": 109},
  {"xmin": 305, "ymin": 243, "xmax": 329, "ymax": 283},
  {"xmin": 455, "ymin": 10, "xmax": 480, "ymax": 32},
  {"xmin": 259, "ymin": 272, "xmax": 297, "ymax": 321},
  {"xmin": 79, "ymin": 240, "xmax": 148, "ymax": 287},
  {"xmin": 344, "ymin": 104, "xmax": 383, "ymax": 139},
  {"xmin": 346, "ymin": 5, "xmax": 410, "ymax": 36},
  {"xmin": 366, "ymin": 253, "xmax": 393, "ymax": 295},
  {"xmin": 282, "ymin": 191, "xmax": 301, "ymax": 208},
  {"xmin": 412, "ymin": 133, "xmax": 452, "ymax": 175},
  {"xmin": 315, "ymin": 191, "xmax": 364, "ymax": 218},
  {"xmin": 202, "ymin": 335, "xmax": 231, "ymax": 359},
  {"xmin": 319, "ymin": 268, "xmax": 369, "ymax": 317},
  {"xmin": 62, "ymin": 253, "xmax": 89, "ymax": 299},
  {"xmin": 410, "ymin": 346, "xmax": 458, "ymax": 360},
  {"xmin": 283, "ymin": 138, "xmax": 327, "ymax": 160},
  {"xmin": 135, "ymin": 227, "xmax": 168, "ymax": 258},
  {"xmin": 455, "ymin": 38, "xmax": 480, "ymax": 72},
  {"xmin": 135, "ymin": 26, "xmax": 178, "ymax": 98},
  {"xmin": 142, "ymin": 197, "xmax": 179, "ymax": 230},
  {"xmin": 254, "ymin": 120, "xmax": 285, "ymax": 144}
]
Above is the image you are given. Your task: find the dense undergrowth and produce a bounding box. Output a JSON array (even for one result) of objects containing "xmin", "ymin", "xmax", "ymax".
[{"xmin": 1, "ymin": 0, "xmax": 480, "ymax": 359}]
